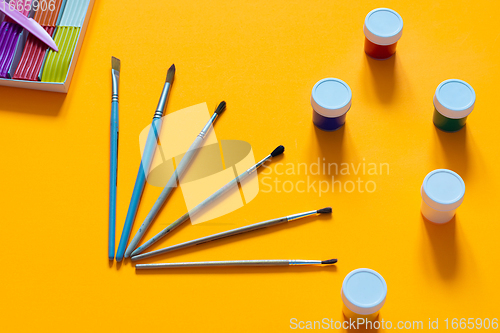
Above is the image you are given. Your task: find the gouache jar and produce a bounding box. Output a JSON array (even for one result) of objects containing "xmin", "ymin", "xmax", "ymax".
[
  {"xmin": 341, "ymin": 268, "xmax": 387, "ymax": 321},
  {"xmin": 363, "ymin": 8, "xmax": 403, "ymax": 59},
  {"xmin": 421, "ymin": 169, "xmax": 465, "ymax": 224},
  {"xmin": 433, "ymin": 79, "xmax": 476, "ymax": 132},
  {"xmin": 311, "ymin": 78, "xmax": 352, "ymax": 131}
]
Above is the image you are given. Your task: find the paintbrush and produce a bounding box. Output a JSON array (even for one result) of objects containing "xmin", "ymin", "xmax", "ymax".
[
  {"xmin": 136, "ymin": 258, "xmax": 338, "ymax": 269},
  {"xmin": 124, "ymin": 101, "xmax": 227, "ymax": 258},
  {"xmin": 115, "ymin": 64, "xmax": 175, "ymax": 262},
  {"xmin": 130, "ymin": 145, "xmax": 285, "ymax": 257},
  {"xmin": 109, "ymin": 56, "xmax": 120, "ymax": 260},
  {"xmin": 131, "ymin": 207, "xmax": 332, "ymax": 261}
]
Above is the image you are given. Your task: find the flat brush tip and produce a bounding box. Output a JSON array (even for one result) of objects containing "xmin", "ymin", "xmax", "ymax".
[
  {"xmin": 317, "ymin": 207, "xmax": 332, "ymax": 214},
  {"xmin": 111, "ymin": 56, "xmax": 120, "ymax": 71},
  {"xmin": 270, "ymin": 145, "xmax": 285, "ymax": 157},
  {"xmin": 321, "ymin": 259, "xmax": 338, "ymax": 265},
  {"xmin": 166, "ymin": 64, "xmax": 175, "ymax": 84},
  {"xmin": 214, "ymin": 101, "xmax": 226, "ymax": 115}
]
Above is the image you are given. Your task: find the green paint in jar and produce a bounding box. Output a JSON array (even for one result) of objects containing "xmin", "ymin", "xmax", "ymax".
[{"xmin": 433, "ymin": 79, "xmax": 475, "ymax": 132}]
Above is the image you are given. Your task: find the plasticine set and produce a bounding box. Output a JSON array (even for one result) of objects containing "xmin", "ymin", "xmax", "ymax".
[{"xmin": 0, "ymin": 0, "xmax": 94, "ymax": 92}]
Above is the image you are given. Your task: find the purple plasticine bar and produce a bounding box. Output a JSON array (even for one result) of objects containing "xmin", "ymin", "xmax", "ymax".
[
  {"xmin": 0, "ymin": 21, "xmax": 23, "ymax": 78},
  {"xmin": 0, "ymin": 0, "xmax": 33, "ymax": 77}
]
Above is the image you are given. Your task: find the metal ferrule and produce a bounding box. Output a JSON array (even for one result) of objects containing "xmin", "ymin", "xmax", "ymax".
[
  {"xmin": 247, "ymin": 154, "xmax": 272, "ymax": 174},
  {"xmin": 198, "ymin": 113, "xmax": 218, "ymax": 139},
  {"xmin": 286, "ymin": 210, "xmax": 318, "ymax": 222},
  {"xmin": 154, "ymin": 82, "xmax": 171, "ymax": 119},
  {"xmin": 289, "ymin": 260, "xmax": 322, "ymax": 265},
  {"xmin": 111, "ymin": 69, "xmax": 119, "ymax": 102}
]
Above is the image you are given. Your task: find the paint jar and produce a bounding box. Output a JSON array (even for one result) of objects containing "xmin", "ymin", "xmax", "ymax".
[
  {"xmin": 363, "ymin": 8, "xmax": 403, "ymax": 59},
  {"xmin": 341, "ymin": 268, "xmax": 387, "ymax": 322},
  {"xmin": 433, "ymin": 79, "xmax": 476, "ymax": 132},
  {"xmin": 421, "ymin": 169, "xmax": 465, "ymax": 224},
  {"xmin": 311, "ymin": 78, "xmax": 352, "ymax": 131}
]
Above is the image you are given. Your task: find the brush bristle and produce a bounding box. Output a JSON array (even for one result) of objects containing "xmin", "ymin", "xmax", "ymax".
[
  {"xmin": 111, "ymin": 57, "xmax": 120, "ymax": 72},
  {"xmin": 317, "ymin": 207, "xmax": 332, "ymax": 214},
  {"xmin": 214, "ymin": 101, "xmax": 226, "ymax": 115},
  {"xmin": 270, "ymin": 145, "xmax": 285, "ymax": 157},
  {"xmin": 321, "ymin": 259, "xmax": 338, "ymax": 265},
  {"xmin": 166, "ymin": 64, "xmax": 175, "ymax": 84}
]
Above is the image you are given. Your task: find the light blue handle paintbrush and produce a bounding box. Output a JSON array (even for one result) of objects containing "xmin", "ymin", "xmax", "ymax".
[
  {"xmin": 124, "ymin": 101, "xmax": 227, "ymax": 258},
  {"xmin": 115, "ymin": 64, "xmax": 176, "ymax": 262},
  {"xmin": 109, "ymin": 57, "xmax": 120, "ymax": 260}
]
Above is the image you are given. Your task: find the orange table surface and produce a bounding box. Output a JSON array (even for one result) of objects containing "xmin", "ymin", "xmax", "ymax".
[{"xmin": 1, "ymin": 0, "xmax": 499, "ymax": 332}]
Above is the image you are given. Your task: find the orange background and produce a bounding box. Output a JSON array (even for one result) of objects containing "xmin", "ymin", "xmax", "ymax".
[{"xmin": 1, "ymin": 0, "xmax": 499, "ymax": 331}]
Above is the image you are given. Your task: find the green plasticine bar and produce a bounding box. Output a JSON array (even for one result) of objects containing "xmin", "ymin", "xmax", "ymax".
[{"xmin": 41, "ymin": 26, "xmax": 80, "ymax": 83}]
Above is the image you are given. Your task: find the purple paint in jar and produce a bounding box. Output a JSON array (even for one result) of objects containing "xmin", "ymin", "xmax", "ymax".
[{"xmin": 311, "ymin": 78, "xmax": 352, "ymax": 131}]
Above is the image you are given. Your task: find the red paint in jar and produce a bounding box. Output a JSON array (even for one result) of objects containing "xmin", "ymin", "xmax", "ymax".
[
  {"xmin": 364, "ymin": 38, "xmax": 398, "ymax": 60},
  {"xmin": 363, "ymin": 8, "xmax": 403, "ymax": 60}
]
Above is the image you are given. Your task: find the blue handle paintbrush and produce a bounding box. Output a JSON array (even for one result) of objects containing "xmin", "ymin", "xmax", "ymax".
[
  {"xmin": 115, "ymin": 64, "xmax": 176, "ymax": 262},
  {"xmin": 109, "ymin": 57, "xmax": 120, "ymax": 260}
]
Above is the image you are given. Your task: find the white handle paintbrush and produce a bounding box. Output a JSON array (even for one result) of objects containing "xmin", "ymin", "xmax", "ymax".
[
  {"xmin": 132, "ymin": 207, "xmax": 332, "ymax": 261},
  {"xmin": 124, "ymin": 101, "xmax": 227, "ymax": 258},
  {"xmin": 130, "ymin": 145, "xmax": 286, "ymax": 257},
  {"xmin": 136, "ymin": 259, "xmax": 338, "ymax": 269}
]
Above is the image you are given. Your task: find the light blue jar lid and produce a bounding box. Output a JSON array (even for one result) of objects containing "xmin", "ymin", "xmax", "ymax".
[
  {"xmin": 341, "ymin": 268, "xmax": 387, "ymax": 315},
  {"xmin": 422, "ymin": 169, "xmax": 465, "ymax": 211},
  {"xmin": 434, "ymin": 79, "xmax": 476, "ymax": 119},
  {"xmin": 364, "ymin": 8, "xmax": 403, "ymax": 45},
  {"xmin": 311, "ymin": 78, "xmax": 352, "ymax": 118}
]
